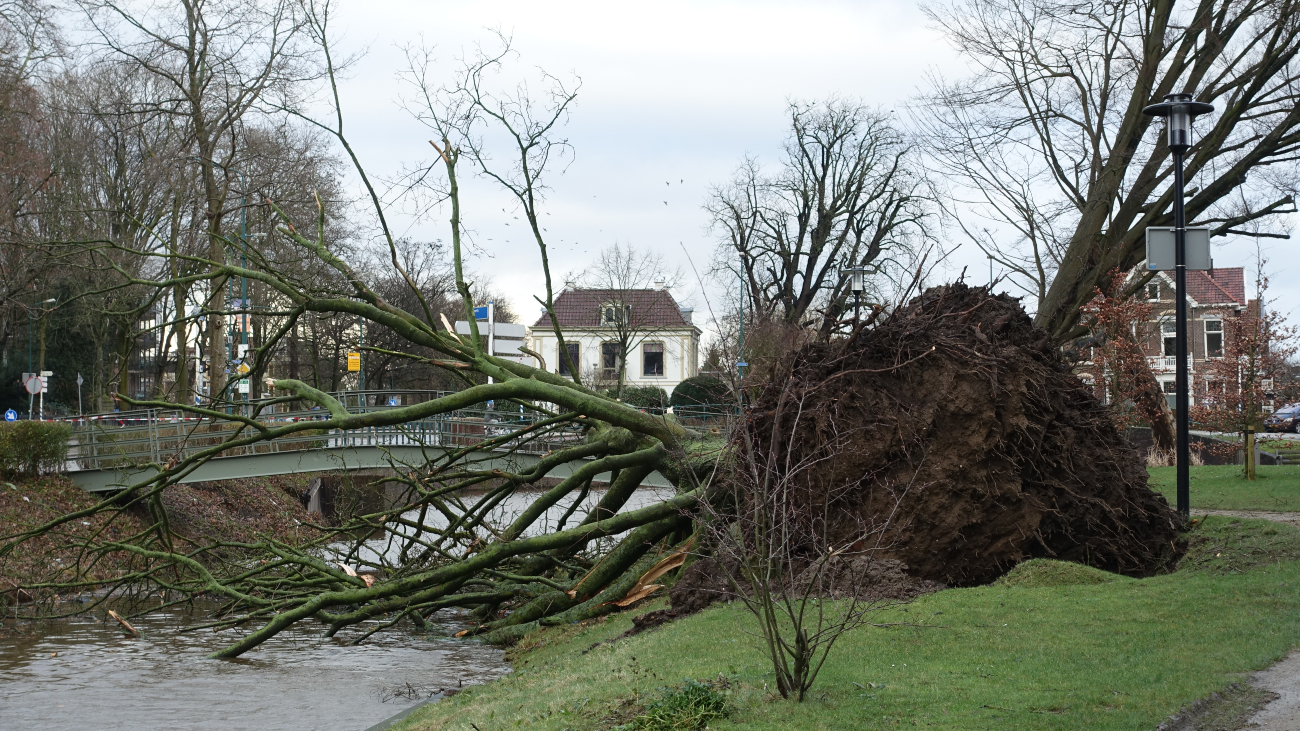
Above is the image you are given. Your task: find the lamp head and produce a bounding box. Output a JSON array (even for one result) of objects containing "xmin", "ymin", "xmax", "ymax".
[
  {"xmin": 1142, "ymin": 93, "xmax": 1215, "ymax": 153},
  {"xmin": 841, "ymin": 266, "xmax": 867, "ymax": 294}
]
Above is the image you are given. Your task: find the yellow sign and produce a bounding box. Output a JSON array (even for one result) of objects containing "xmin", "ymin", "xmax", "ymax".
[
  {"xmin": 236, "ymin": 362, "xmax": 251, "ymax": 375},
  {"xmin": 347, "ymin": 352, "xmax": 361, "ymax": 372}
]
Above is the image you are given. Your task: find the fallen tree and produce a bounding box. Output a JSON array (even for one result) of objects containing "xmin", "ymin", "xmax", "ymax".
[
  {"xmin": 0, "ymin": 18, "xmax": 1183, "ymax": 659},
  {"xmin": 745, "ymin": 282, "xmax": 1184, "ymax": 587}
]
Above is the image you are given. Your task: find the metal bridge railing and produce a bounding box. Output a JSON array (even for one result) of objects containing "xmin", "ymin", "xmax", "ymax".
[{"xmin": 60, "ymin": 391, "xmax": 582, "ymax": 473}]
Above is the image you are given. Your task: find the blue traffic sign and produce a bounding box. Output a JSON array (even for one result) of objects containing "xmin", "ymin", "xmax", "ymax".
[
  {"xmin": 4, "ymin": 409, "xmax": 16, "ymax": 422},
  {"xmin": 473, "ymin": 305, "xmax": 489, "ymax": 320}
]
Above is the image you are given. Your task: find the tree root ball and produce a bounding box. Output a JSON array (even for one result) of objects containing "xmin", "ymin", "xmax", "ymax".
[{"xmin": 747, "ymin": 283, "xmax": 1185, "ymax": 586}]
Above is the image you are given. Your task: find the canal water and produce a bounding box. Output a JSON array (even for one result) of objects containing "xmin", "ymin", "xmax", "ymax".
[
  {"xmin": 0, "ymin": 487, "xmax": 678, "ymax": 729},
  {"xmin": 0, "ymin": 606, "xmax": 510, "ymax": 731}
]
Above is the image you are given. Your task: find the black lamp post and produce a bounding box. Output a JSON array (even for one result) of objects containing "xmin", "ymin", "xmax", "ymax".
[
  {"xmin": 842, "ymin": 266, "xmax": 868, "ymax": 323},
  {"xmin": 1142, "ymin": 92, "xmax": 1214, "ymax": 518}
]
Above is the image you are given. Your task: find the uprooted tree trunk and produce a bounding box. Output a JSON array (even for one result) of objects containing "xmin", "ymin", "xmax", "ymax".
[
  {"xmin": 744, "ymin": 283, "xmax": 1185, "ymax": 587},
  {"xmin": 0, "ymin": 22, "xmax": 1185, "ymax": 659}
]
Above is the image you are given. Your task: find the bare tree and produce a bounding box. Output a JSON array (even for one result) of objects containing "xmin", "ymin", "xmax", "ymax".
[
  {"xmin": 694, "ymin": 351, "xmax": 910, "ymax": 701},
  {"xmin": 75, "ymin": 0, "xmax": 315, "ymax": 400},
  {"xmin": 920, "ymin": 0, "xmax": 1300, "ymax": 343},
  {"xmin": 1192, "ymin": 255, "xmax": 1298, "ymax": 480},
  {"xmin": 708, "ymin": 99, "xmax": 933, "ymax": 335},
  {"xmin": 1, "ymin": 10, "xmax": 711, "ymax": 658}
]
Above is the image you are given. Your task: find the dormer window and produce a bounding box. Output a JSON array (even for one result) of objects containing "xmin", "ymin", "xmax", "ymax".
[
  {"xmin": 601, "ymin": 304, "xmax": 630, "ymax": 326},
  {"xmin": 1146, "ymin": 282, "xmax": 1160, "ymax": 301}
]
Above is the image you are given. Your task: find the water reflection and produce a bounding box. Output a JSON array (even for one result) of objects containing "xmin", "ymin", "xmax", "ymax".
[
  {"xmin": 351, "ymin": 486, "xmax": 677, "ymax": 566},
  {"xmin": 0, "ymin": 606, "xmax": 509, "ymax": 731}
]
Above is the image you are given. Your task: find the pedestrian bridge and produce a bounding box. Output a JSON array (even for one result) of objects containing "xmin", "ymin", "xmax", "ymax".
[{"xmin": 61, "ymin": 391, "xmax": 673, "ymax": 493}]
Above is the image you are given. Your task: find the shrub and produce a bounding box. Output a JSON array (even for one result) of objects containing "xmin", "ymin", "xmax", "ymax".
[
  {"xmin": 668, "ymin": 375, "xmax": 729, "ymax": 409},
  {"xmin": 0, "ymin": 421, "xmax": 73, "ymax": 477},
  {"xmin": 617, "ymin": 385, "xmax": 670, "ymax": 413}
]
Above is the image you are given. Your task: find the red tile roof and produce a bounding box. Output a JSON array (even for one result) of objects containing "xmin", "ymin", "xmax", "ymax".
[
  {"xmin": 1186, "ymin": 267, "xmax": 1245, "ymax": 306},
  {"xmin": 534, "ymin": 288, "xmax": 692, "ymax": 328}
]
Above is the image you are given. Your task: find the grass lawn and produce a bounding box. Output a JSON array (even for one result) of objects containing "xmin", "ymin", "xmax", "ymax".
[
  {"xmin": 1149, "ymin": 464, "xmax": 1300, "ymax": 511},
  {"xmin": 395, "ymin": 516, "xmax": 1300, "ymax": 731}
]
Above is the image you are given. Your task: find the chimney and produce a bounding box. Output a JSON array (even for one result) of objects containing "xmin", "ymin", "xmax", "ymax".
[
  {"xmin": 563, "ymin": 280, "xmax": 577, "ymax": 291},
  {"xmin": 653, "ymin": 279, "xmax": 666, "ymax": 291}
]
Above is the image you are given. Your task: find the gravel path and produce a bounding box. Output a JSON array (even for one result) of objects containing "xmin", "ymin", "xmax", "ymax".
[{"xmin": 1193, "ymin": 509, "xmax": 1300, "ymax": 530}]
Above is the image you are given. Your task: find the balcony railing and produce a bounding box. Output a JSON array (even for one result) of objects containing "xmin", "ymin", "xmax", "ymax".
[{"xmin": 1147, "ymin": 355, "xmax": 1192, "ymax": 372}]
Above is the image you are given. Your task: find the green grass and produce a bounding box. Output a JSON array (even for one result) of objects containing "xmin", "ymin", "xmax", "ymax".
[
  {"xmin": 1149, "ymin": 464, "xmax": 1300, "ymax": 511},
  {"xmin": 395, "ymin": 516, "xmax": 1300, "ymax": 731},
  {"xmin": 993, "ymin": 558, "xmax": 1130, "ymax": 588}
]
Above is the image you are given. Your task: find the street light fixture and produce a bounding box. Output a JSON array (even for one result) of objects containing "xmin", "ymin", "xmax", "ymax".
[
  {"xmin": 1142, "ymin": 92, "xmax": 1215, "ymax": 518},
  {"xmin": 842, "ymin": 265, "xmax": 869, "ymax": 322}
]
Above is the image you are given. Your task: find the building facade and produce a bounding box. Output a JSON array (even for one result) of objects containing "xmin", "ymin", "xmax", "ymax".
[
  {"xmin": 1080, "ymin": 267, "xmax": 1250, "ymax": 409},
  {"xmin": 529, "ymin": 286, "xmax": 700, "ymax": 397}
]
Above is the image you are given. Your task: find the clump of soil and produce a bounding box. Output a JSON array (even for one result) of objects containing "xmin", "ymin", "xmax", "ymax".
[
  {"xmin": 668, "ymin": 557, "xmax": 735, "ymax": 615},
  {"xmin": 746, "ymin": 283, "xmax": 1184, "ymax": 586},
  {"xmin": 795, "ymin": 557, "xmax": 946, "ymax": 601}
]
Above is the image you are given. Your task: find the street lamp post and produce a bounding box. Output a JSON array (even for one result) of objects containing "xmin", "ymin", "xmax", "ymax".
[{"xmin": 1142, "ymin": 92, "xmax": 1215, "ymax": 518}]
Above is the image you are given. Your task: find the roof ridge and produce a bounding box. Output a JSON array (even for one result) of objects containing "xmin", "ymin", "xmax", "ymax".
[{"xmin": 1201, "ymin": 268, "xmax": 1241, "ymax": 304}]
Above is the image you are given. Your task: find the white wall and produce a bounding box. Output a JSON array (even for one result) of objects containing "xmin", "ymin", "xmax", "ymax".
[{"xmin": 530, "ymin": 328, "xmax": 698, "ymax": 395}]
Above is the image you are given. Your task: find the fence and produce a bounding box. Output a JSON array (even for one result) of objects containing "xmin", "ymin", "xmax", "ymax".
[{"xmin": 60, "ymin": 391, "xmax": 583, "ymax": 473}]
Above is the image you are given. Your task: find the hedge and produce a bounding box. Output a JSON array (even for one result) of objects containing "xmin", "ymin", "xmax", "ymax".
[{"xmin": 0, "ymin": 421, "xmax": 73, "ymax": 477}]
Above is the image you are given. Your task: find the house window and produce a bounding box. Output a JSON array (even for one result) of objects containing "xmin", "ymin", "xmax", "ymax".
[
  {"xmin": 1162, "ymin": 379, "xmax": 1177, "ymax": 410},
  {"xmin": 1204, "ymin": 320, "xmax": 1223, "ymax": 358},
  {"xmin": 1147, "ymin": 282, "xmax": 1160, "ymax": 301},
  {"xmin": 600, "ymin": 342, "xmax": 620, "ymax": 378},
  {"xmin": 642, "ymin": 342, "xmax": 664, "ymax": 377},
  {"xmin": 600, "ymin": 304, "xmax": 630, "ymax": 326},
  {"xmin": 557, "ymin": 343, "xmax": 580, "ymax": 376},
  {"xmin": 1162, "ymin": 321, "xmax": 1177, "ymax": 357}
]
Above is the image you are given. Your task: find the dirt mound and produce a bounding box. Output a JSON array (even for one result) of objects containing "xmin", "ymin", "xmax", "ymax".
[
  {"xmin": 746, "ymin": 283, "xmax": 1184, "ymax": 586},
  {"xmin": 795, "ymin": 557, "xmax": 946, "ymax": 601},
  {"xmin": 668, "ymin": 557, "xmax": 735, "ymax": 615}
]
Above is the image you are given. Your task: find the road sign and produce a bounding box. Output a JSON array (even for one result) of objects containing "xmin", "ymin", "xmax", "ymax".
[
  {"xmin": 76, "ymin": 373, "xmax": 84, "ymax": 387},
  {"xmin": 22, "ymin": 374, "xmax": 42, "ymax": 395},
  {"xmin": 1145, "ymin": 227, "xmax": 1212, "ymax": 270},
  {"xmin": 347, "ymin": 352, "xmax": 361, "ymax": 372},
  {"xmin": 473, "ymin": 305, "xmax": 488, "ymax": 320},
  {"xmin": 4, "ymin": 409, "xmax": 16, "ymax": 422},
  {"xmin": 237, "ymin": 378, "xmax": 250, "ymax": 394},
  {"xmin": 236, "ymin": 362, "xmax": 251, "ymax": 375}
]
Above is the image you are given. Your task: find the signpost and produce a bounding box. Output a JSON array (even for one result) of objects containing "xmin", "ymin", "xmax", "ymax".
[
  {"xmin": 347, "ymin": 352, "xmax": 361, "ymax": 372},
  {"xmin": 39, "ymin": 370, "xmax": 51, "ymax": 421},
  {"xmin": 4, "ymin": 409, "xmax": 16, "ymax": 422},
  {"xmin": 22, "ymin": 372, "xmax": 41, "ymax": 421},
  {"xmin": 76, "ymin": 373, "xmax": 84, "ymax": 416}
]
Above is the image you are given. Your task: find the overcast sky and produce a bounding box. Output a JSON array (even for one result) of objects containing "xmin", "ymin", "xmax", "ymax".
[{"xmin": 327, "ymin": 0, "xmax": 1298, "ymax": 337}]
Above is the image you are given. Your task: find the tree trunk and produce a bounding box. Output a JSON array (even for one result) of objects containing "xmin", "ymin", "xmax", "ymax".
[
  {"xmin": 1245, "ymin": 428, "xmax": 1257, "ymax": 481},
  {"xmin": 1132, "ymin": 356, "xmax": 1176, "ymax": 453}
]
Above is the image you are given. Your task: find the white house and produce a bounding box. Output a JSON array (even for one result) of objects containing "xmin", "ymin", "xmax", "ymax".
[{"xmin": 529, "ymin": 285, "xmax": 700, "ymax": 396}]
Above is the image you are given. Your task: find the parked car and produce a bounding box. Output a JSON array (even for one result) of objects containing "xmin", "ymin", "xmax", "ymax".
[{"xmin": 1265, "ymin": 403, "xmax": 1300, "ymax": 433}]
